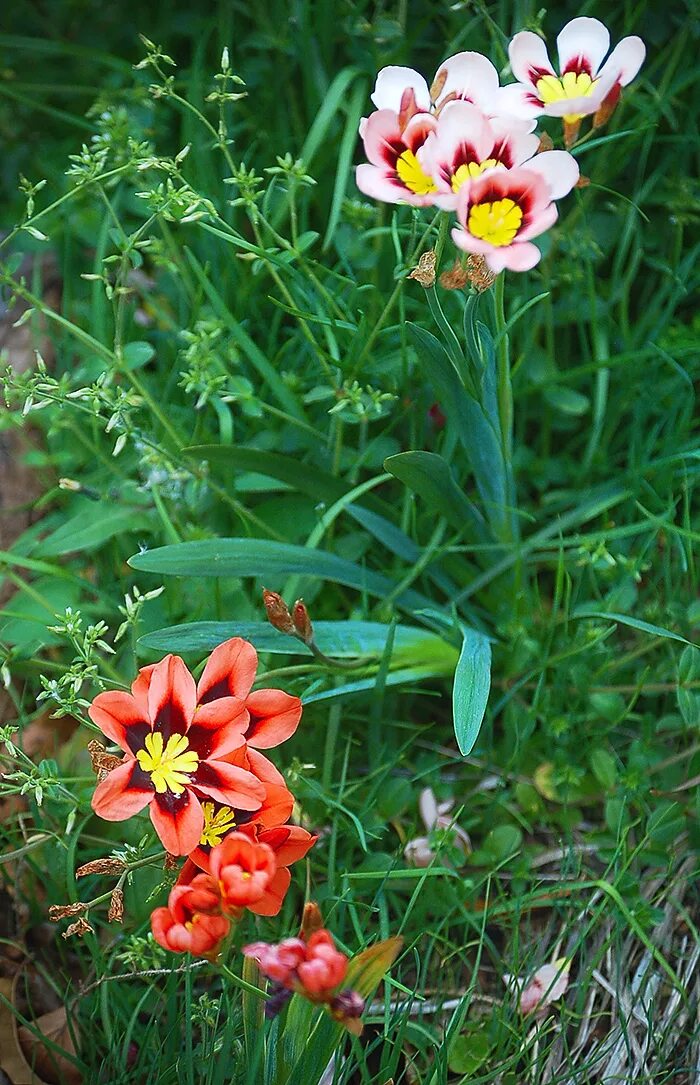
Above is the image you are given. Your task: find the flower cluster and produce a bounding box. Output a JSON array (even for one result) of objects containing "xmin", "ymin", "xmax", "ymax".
[
  {"xmin": 244, "ymin": 927, "xmax": 365, "ymax": 1033},
  {"xmin": 356, "ymin": 17, "xmax": 645, "ymax": 271},
  {"xmin": 87, "ymin": 637, "xmax": 317, "ymax": 944}
]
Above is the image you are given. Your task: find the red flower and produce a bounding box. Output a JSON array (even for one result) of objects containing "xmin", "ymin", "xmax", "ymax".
[
  {"xmin": 89, "ymin": 652, "xmax": 266, "ymax": 855},
  {"xmin": 209, "ymin": 832, "xmax": 278, "ymax": 914},
  {"xmin": 187, "ymin": 746, "xmax": 295, "ymax": 872},
  {"xmin": 244, "ymin": 927, "xmax": 348, "ymax": 1001},
  {"xmin": 197, "ymin": 638, "xmax": 303, "ymax": 750},
  {"xmin": 190, "ymin": 820, "xmax": 317, "ymax": 917},
  {"xmin": 151, "ymin": 874, "xmax": 230, "ymax": 959},
  {"xmin": 297, "ymin": 931, "xmax": 349, "ymax": 998}
]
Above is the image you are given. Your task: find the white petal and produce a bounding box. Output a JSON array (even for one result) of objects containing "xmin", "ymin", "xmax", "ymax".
[
  {"xmin": 372, "ymin": 65, "xmax": 430, "ymax": 113},
  {"xmin": 419, "ymin": 787, "xmax": 439, "ymax": 829},
  {"xmin": 434, "ymin": 51, "xmax": 500, "ymax": 111},
  {"xmin": 508, "ymin": 31, "xmax": 555, "ymax": 86},
  {"xmin": 596, "ymin": 35, "xmax": 646, "ymax": 87},
  {"xmin": 495, "ymin": 83, "xmax": 543, "ymax": 120},
  {"xmin": 522, "ymin": 149, "xmax": 579, "ymax": 200},
  {"xmin": 556, "ymin": 17, "xmax": 610, "ymax": 77}
]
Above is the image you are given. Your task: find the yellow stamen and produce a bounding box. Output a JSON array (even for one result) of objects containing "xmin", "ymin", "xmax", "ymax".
[
  {"xmin": 396, "ymin": 150, "xmax": 438, "ymax": 195},
  {"xmin": 136, "ymin": 732, "xmax": 199, "ymax": 795},
  {"xmin": 451, "ymin": 158, "xmax": 502, "ymax": 192},
  {"xmin": 536, "ymin": 71, "xmax": 597, "ymax": 124},
  {"xmin": 468, "ymin": 198, "xmax": 523, "ymax": 247},
  {"xmin": 200, "ymin": 802, "xmax": 237, "ymax": 847}
]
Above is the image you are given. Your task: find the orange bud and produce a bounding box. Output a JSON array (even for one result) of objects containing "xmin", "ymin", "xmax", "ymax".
[
  {"xmin": 262, "ymin": 589, "xmax": 296, "ymax": 635},
  {"xmin": 300, "ymin": 901, "xmax": 324, "ymax": 939},
  {"xmin": 292, "ymin": 599, "xmax": 313, "ymax": 645}
]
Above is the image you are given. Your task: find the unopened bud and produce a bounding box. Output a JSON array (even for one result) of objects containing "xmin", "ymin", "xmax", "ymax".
[
  {"xmin": 300, "ymin": 901, "xmax": 324, "ymax": 939},
  {"xmin": 49, "ymin": 901, "xmax": 88, "ymax": 922},
  {"xmin": 63, "ymin": 917, "xmax": 93, "ymax": 939},
  {"xmin": 593, "ymin": 83, "xmax": 622, "ymax": 129},
  {"xmin": 398, "ymin": 86, "xmax": 420, "ymax": 131},
  {"xmin": 292, "ymin": 600, "xmax": 313, "ymax": 645},
  {"xmin": 107, "ymin": 887, "xmax": 124, "ymax": 923},
  {"xmin": 429, "ymin": 67, "xmax": 448, "ymax": 104},
  {"xmin": 58, "ymin": 477, "xmax": 82, "ymax": 492},
  {"xmin": 262, "ymin": 589, "xmax": 296, "ymax": 635},
  {"xmin": 563, "ymin": 118, "xmax": 582, "ymax": 148},
  {"xmin": 76, "ymin": 858, "xmax": 127, "ymax": 878},
  {"xmin": 330, "ymin": 989, "xmax": 366, "ymax": 1035}
]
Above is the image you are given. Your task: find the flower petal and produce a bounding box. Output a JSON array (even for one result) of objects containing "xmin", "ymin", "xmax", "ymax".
[
  {"xmin": 486, "ymin": 242, "xmax": 542, "ymax": 272},
  {"xmin": 147, "ymin": 655, "xmax": 197, "ymax": 738},
  {"xmin": 508, "ymin": 31, "xmax": 555, "ymax": 87},
  {"xmin": 356, "ymin": 164, "xmax": 426, "ymax": 206},
  {"xmin": 243, "ymin": 747, "xmax": 286, "ymax": 787},
  {"xmin": 88, "ymin": 691, "xmax": 151, "ymax": 755},
  {"xmin": 197, "ymin": 638, "xmax": 258, "ymax": 705},
  {"xmin": 359, "ymin": 109, "xmax": 404, "ymax": 169},
  {"xmin": 246, "ymin": 868, "xmax": 291, "ymax": 917},
  {"xmin": 596, "ymin": 35, "xmax": 646, "ymax": 88},
  {"xmin": 451, "ymin": 225, "xmax": 494, "ymax": 256},
  {"xmin": 422, "ymin": 101, "xmax": 494, "ymax": 191},
  {"xmin": 187, "ymin": 698, "xmax": 249, "ymax": 759},
  {"xmin": 521, "ymin": 150, "xmax": 579, "ymax": 200},
  {"xmin": 496, "ymin": 82, "xmax": 543, "ymax": 120},
  {"xmin": 556, "ymin": 17, "xmax": 610, "ymax": 77},
  {"xmin": 258, "ymin": 825, "xmax": 318, "ymax": 868},
  {"xmin": 244, "ymin": 689, "xmax": 303, "ymax": 749},
  {"xmin": 518, "ymin": 199, "xmax": 559, "ymax": 241},
  {"xmin": 434, "ymin": 52, "xmax": 501, "ymax": 111},
  {"xmin": 193, "ymin": 760, "xmax": 266, "ymax": 809},
  {"xmin": 91, "ymin": 758, "xmax": 152, "ymax": 820},
  {"xmin": 150, "ymin": 787, "xmax": 204, "ymax": 855},
  {"xmin": 371, "ymin": 65, "xmax": 430, "ymax": 113}
]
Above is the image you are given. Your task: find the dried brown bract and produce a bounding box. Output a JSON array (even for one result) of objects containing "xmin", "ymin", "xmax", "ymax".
[{"xmin": 408, "ymin": 250, "xmax": 437, "ymax": 288}]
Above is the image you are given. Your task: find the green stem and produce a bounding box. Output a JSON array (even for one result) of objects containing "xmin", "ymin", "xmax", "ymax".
[{"xmin": 493, "ymin": 272, "xmax": 512, "ymax": 465}]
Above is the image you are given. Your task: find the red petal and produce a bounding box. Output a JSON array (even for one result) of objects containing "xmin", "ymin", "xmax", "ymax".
[
  {"xmin": 244, "ymin": 689, "xmax": 302, "ymax": 749},
  {"xmin": 247, "ymin": 868, "xmax": 291, "ymax": 916},
  {"xmin": 131, "ymin": 664, "xmax": 156, "ymax": 717},
  {"xmin": 257, "ymin": 784, "xmax": 295, "ymax": 828},
  {"xmin": 88, "ymin": 691, "xmax": 151, "ymax": 754},
  {"xmin": 243, "ymin": 747, "xmax": 286, "ymax": 786},
  {"xmin": 188, "ymin": 698, "xmax": 249, "ymax": 759},
  {"xmin": 150, "ymin": 788, "xmax": 204, "ymax": 855},
  {"xmin": 258, "ymin": 825, "xmax": 317, "ymax": 867},
  {"xmin": 147, "ymin": 655, "xmax": 197, "ymax": 738},
  {"xmin": 91, "ymin": 759, "xmax": 152, "ymax": 820},
  {"xmin": 197, "ymin": 638, "xmax": 258, "ymax": 704},
  {"xmin": 193, "ymin": 760, "xmax": 265, "ymax": 809}
]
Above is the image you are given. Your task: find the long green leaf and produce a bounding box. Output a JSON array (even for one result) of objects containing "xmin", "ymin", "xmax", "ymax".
[
  {"xmin": 36, "ymin": 505, "xmax": 149, "ymax": 557},
  {"xmin": 452, "ymin": 627, "xmax": 491, "ymax": 755},
  {"xmin": 573, "ymin": 608, "xmax": 697, "ymax": 647},
  {"xmin": 138, "ymin": 619, "xmax": 450, "ymax": 659},
  {"xmin": 128, "ymin": 539, "xmax": 429, "ymax": 612},
  {"xmin": 385, "ymin": 451, "xmax": 488, "ymax": 540}
]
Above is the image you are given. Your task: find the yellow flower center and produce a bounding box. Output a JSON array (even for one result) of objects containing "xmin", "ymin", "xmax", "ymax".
[
  {"xmin": 536, "ymin": 71, "xmax": 597, "ymax": 123},
  {"xmin": 136, "ymin": 732, "xmax": 199, "ymax": 795},
  {"xmin": 396, "ymin": 150, "xmax": 438, "ymax": 195},
  {"xmin": 200, "ymin": 802, "xmax": 237, "ymax": 847},
  {"xmin": 451, "ymin": 158, "xmax": 503, "ymax": 193},
  {"xmin": 468, "ymin": 198, "xmax": 523, "ymax": 247}
]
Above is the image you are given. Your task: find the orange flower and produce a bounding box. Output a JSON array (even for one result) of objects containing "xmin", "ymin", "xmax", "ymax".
[
  {"xmin": 151, "ymin": 874, "xmax": 230, "ymax": 959},
  {"xmin": 209, "ymin": 832, "xmax": 278, "ymax": 914},
  {"xmin": 187, "ymin": 745, "xmax": 295, "ymax": 872}
]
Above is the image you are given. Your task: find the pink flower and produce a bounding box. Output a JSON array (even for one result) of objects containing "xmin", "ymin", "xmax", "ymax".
[
  {"xmin": 451, "ymin": 153, "xmax": 579, "ymax": 273},
  {"xmin": 500, "ymin": 17, "xmax": 645, "ymax": 124},
  {"xmin": 356, "ymin": 109, "xmax": 438, "ymax": 206},
  {"xmin": 371, "ymin": 52, "xmax": 504, "ymax": 120},
  {"xmin": 421, "ymin": 102, "xmax": 541, "ymax": 209},
  {"xmin": 243, "ymin": 927, "xmax": 348, "ymax": 1001}
]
